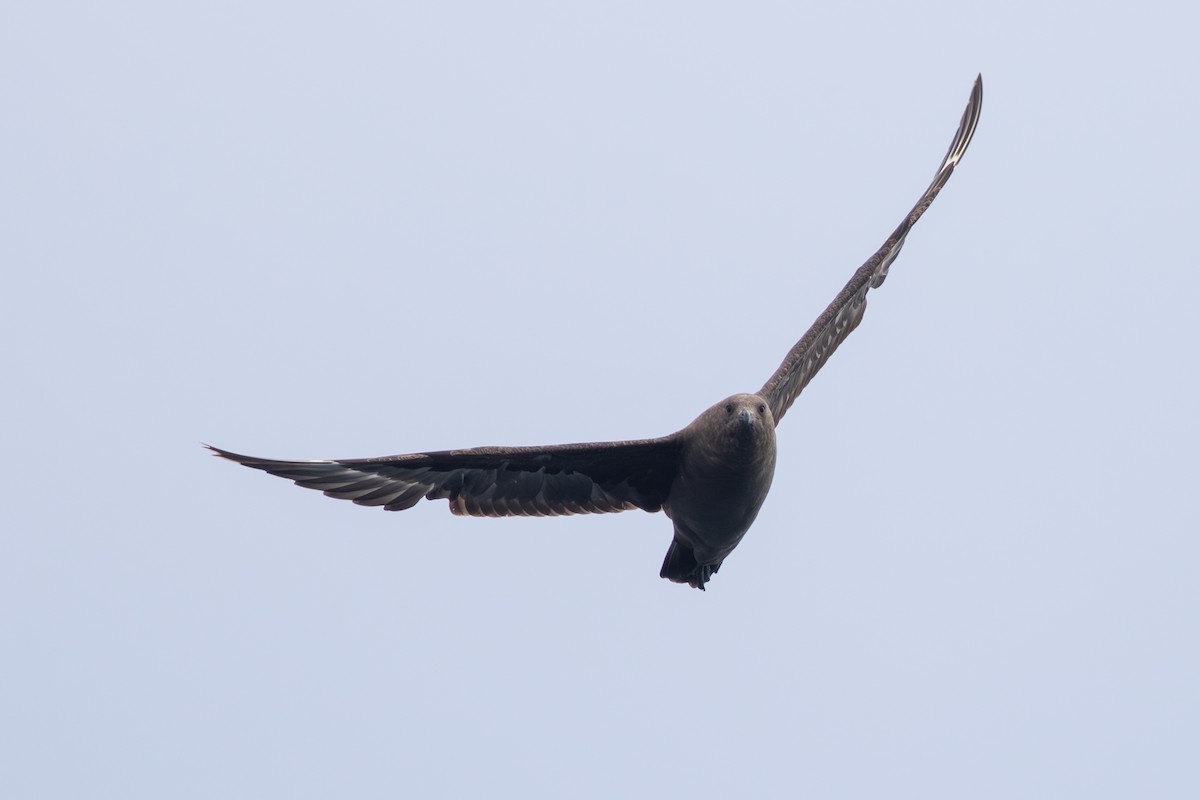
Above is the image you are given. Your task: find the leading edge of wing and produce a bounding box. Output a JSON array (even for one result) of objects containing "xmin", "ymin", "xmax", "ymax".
[{"xmin": 758, "ymin": 74, "xmax": 983, "ymax": 425}]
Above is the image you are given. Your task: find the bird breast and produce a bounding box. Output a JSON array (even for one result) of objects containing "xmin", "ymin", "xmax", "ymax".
[{"xmin": 665, "ymin": 432, "xmax": 777, "ymax": 560}]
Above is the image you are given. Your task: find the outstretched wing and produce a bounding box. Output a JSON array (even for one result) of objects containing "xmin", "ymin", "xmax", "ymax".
[
  {"xmin": 207, "ymin": 436, "xmax": 680, "ymax": 517},
  {"xmin": 759, "ymin": 74, "xmax": 983, "ymax": 425}
]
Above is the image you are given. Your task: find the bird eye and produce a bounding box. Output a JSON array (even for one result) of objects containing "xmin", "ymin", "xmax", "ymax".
[
  {"xmin": 725, "ymin": 403, "xmax": 734, "ymax": 414},
  {"xmin": 758, "ymin": 404, "xmax": 766, "ymax": 414}
]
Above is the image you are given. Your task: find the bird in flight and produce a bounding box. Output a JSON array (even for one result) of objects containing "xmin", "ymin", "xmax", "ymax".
[{"xmin": 209, "ymin": 75, "xmax": 983, "ymax": 590}]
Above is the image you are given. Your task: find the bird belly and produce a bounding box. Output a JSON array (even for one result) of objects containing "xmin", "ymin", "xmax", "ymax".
[{"xmin": 665, "ymin": 458, "xmax": 775, "ymax": 565}]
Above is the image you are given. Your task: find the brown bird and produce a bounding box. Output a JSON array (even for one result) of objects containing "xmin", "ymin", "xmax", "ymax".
[{"xmin": 209, "ymin": 75, "xmax": 983, "ymax": 590}]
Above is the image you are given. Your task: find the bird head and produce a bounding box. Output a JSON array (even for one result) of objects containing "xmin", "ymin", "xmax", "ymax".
[{"xmin": 702, "ymin": 393, "xmax": 776, "ymax": 451}]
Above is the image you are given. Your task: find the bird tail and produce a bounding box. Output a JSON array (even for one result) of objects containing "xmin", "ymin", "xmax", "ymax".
[{"xmin": 659, "ymin": 540, "xmax": 719, "ymax": 591}]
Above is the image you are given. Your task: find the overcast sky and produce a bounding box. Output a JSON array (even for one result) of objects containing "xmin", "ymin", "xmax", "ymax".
[{"xmin": 3, "ymin": 1, "xmax": 1197, "ymax": 798}]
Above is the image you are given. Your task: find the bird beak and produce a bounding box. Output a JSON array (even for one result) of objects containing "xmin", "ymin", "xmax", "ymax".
[{"xmin": 738, "ymin": 408, "xmax": 755, "ymax": 427}]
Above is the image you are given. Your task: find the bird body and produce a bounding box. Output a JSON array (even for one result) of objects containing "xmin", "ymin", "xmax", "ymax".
[
  {"xmin": 209, "ymin": 75, "xmax": 984, "ymax": 590},
  {"xmin": 660, "ymin": 394, "xmax": 777, "ymax": 587}
]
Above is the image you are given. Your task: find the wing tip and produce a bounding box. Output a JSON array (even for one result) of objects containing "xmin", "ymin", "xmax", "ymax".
[
  {"xmin": 938, "ymin": 72, "xmax": 985, "ymax": 174},
  {"xmin": 204, "ymin": 443, "xmax": 338, "ymax": 470},
  {"xmin": 204, "ymin": 443, "xmax": 241, "ymax": 462},
  {"xmin": 970, "ymin": 73, "xmax": 984, "ymax": 121}
]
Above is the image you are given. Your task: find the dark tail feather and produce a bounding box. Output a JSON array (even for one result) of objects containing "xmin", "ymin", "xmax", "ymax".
[{"xmin": 660, "ymin": 540, "xmax": 719, "ymax": 591}]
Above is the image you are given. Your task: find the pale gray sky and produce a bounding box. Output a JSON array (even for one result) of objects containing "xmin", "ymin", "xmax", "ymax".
[{"xmin": 3, "ymin": 1, "xmax": 1197, "ymax": 798}]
